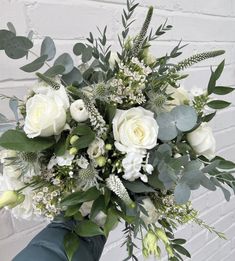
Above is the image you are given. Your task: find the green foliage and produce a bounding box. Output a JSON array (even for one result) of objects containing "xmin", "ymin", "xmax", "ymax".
[
  {"xmin": 54, "ymin": 53, "xmax": 74, "ymax": 74},
  {"xmin": 44, "ymin": 65, "xmax": 65, "ymax": 77},
  {"xmin": 148, "ymin": 19, "xmax": 173, "ymax": 42},
  {"xmin": 75, "ymin": 220, "xmax": 104, "ymax": 237},
  {"xmin": 0, "ymin": 30, "xmax": 15, "ymax": 50},
  {"xmin": 104, "ymin": 208, "xmax": 119, "ymax": 237},
  {"xmin": 62, "ymin": 67, "xmax": 83, "ymax": 86},
  {"xmin": 36, "ymin": 72, "xmax": 61, "ymax": 89},
  {"xmin": 0, "ymin": 130, "xmax": 55, "ymax": 152},
  {"xmin": 207, "ymin": 100, "xmax": 231, "ymax": 109},
  {"xmin": 64, "ymin": 232, "xmax": 80, "ymax": 261},
  {"xmin": 9, "ymin": 97, "xmax": 19, "ymax": 122},
  {"xmin": 213, "ymin": 86, "xmax": 234, "ymax": 95},
  {"xmin": 123, "ymin": 180, "xmax": 155, "ymax": 193},
  {"xmin": 171, "ymin": 50, "xmax": 225, "ymax": 73},
  {"xmin": 157, "ymin": 105, "xmax": 197, "ymax": 141},
  {"xmin": 20, "ymin": 55, "xmax": 48, "ymax": 72},
  {"xmin": 40, "ymin": 36, "xmax": 56, "ymax": 61}
]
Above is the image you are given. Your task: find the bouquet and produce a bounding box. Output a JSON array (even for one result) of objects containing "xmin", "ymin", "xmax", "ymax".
[{"xmin": 0, "ymin": 1, "xmax": 235, "ymax": 260}]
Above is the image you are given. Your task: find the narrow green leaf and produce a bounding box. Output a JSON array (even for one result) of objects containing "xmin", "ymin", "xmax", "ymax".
[
  {"xmin": 172, "ymin": 244, "xmax": 191, "ymax": 258},
  {"xmin": 207, "ymin": 71, "xmax": 217, "ymax": 95},
  {"xmin": 75, "ymin": 220, "xmax": 104, "ymax": 237},
  {"xmin": 64, "ymin": 232, "xmax": 80, "ymax": 261},
  {"xmin": 214, "ymin": 60, "xmax": 225, "ymax": 81},
  {"xmin": 213, "ymin": 86, "xmax": 234, "ymax": 95},
  {"xmin": 20, "ymin": 55, "xmax": 48, "ymax": 72},
  {"xmin": 202, "ymin": 111, "xmax": 216, "ymax": 122},
  {"xmin": 90, "ymin": 195, "xmax": 106, "ymax": 219},
  {"xmin": 123, "ymin": 180, "xmax": 155, "ymax": 193},
  {"xmin": 207, "ymin": 100, "xmax": 231, "ymax": 109},
  {"xmin": 0, "ymin": 130, "xmax": 55, "ymax": 152},
  {"xmin": 7, "ymin": 22, "xmax": 16, "ymax": 35},
  {"xmin": 104, "ymin": 209, "xmax": 119, "ymax": 237},
  {"xmin": 73, "ymin": 133, "xmax": 95, "ymax": 149},
  {"xmin": 172, "ymin": 239, "xmax": 187, "ymax": 245}
]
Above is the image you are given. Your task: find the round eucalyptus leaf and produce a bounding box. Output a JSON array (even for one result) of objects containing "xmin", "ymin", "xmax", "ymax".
[
  {"xmin": 54, "ymin": 53, "xmax": 74, "ymax": 74},
  {"xmin": 157, "ymin": 112, "xmax": 178, "ymax": 141},
  {"xmin": 174, "ymin": 183, "xmax": 191, "ymax": 204},
  {"xmin": 172, "ymin": 105, "xmax": 197, "ymax": 132},
  {"xmin": 62, "ymin": 67, "xmax": 83, "ymax": 86},
  {"xmin": 41, "ymin": 36, "xmax": 56, "ymax": 61},
  {"xmin": 82, "ymin": 46, "xmax": 93, "ymax": 63},
  {"xmin": 5, "ymin": 36, "xmax": 33, "ymax": 59},
  {"xmin": 73, "ymin": 43, "xmax": 86, "ymax": 56},
  {"xmin": 0, "ymin": 30, "xmax": 15, "ymax": 50},
  {"xmin": 44, "ymin": 65, "xmax": 65, "ymax": 77}
]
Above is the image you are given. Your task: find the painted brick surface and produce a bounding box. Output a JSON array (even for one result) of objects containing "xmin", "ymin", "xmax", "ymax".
[{"xmin": 0, "ymin": 0, "xmax": 235, "ymax": 260}]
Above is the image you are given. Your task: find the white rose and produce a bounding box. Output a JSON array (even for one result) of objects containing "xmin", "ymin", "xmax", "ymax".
[
  {"xmin": 140, "ymin": 198, "xmax": 159, "ymax": 225},
  {"xmin": 122, "ymin": 152, "xmax": 147, "ymax": 182},
  {"xmin": 24, "ymin": 94, "xmax": 67, "ymax": 138},
  {"xmin": 166, "ymin": 86, "xmax": 189, "ymax": 111},
  {"xmin": 187, "ymin": 123, "xmax": 216, "ymax": 160},
  {"xmin": 113, "ymin": 107, "xmax": 159, "ymax": 153},
  {"xmin": 109, "ymin": 52, "xmax": 120, "ymax": 70},
  {"xmin": 70, "ymin": 99, "xmax": 89, "ymax": 122},
  {"xmin": 33, "ymin": 81, "xmax": 70, "ymax": 110},
  {"xmin": 87, "ymin": 138, "xmax": 105, "ymax": 159}
]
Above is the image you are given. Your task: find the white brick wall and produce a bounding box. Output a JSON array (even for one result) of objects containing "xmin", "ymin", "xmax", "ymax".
[{"xmin": 0, "ymin": 0, "xmax": 235, "ymax": 260}]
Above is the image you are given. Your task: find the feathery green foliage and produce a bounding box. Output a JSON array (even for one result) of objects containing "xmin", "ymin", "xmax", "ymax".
[{"xmin": 36, "ymin": 72, "xmax": 61, "ymax": 90}]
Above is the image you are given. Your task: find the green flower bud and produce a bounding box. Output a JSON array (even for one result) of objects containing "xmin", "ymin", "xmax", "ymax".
[
  {"xmin": 69, "ymin": 147, "xmax": 78, "ymax": 155},
  {"xmin": 96, "ymin": 156, "xmax": 107, "ymax": 167},
  {"xmin": 155, "ymin": 228, "xmax": 169, "ymax": 245},
  {"xmin": 142, "ymin": 230, "xmax": 160, "ymax": 258},
  {"xmin": 70, "ymin": 135, "xmax": 79, "ymax": 145},
  {"xmin": 165, "ymin": 244, "xmax": 174, "ymax": 258},
  {"xmin": 105, "ymin": 144, "xmax": 112, "ymax": 151},
  {"xmin": 0, "ymin": 191, "xmax": 19, "ymax": 209}
]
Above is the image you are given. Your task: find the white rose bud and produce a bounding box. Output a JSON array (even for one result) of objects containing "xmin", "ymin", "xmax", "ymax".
[
  {"xmin": 70, "ymin": 99, "xmax": 89, "ymax": 122},
  {"xmin": 187, "ymin": 122, "xmax": 216, "ymax": 160},
  {"xmin": 113, "ymin": 107, "xmax": 159, "ymax": 153},
  {"xmin": 24, "ymin": 94, "xmax": 67, "ymax": 138}
]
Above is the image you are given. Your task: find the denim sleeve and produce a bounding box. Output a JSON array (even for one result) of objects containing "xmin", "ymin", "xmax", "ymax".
[{"xmin": 12, "ymin": 221, "xmax": 106, "ymax": 261}]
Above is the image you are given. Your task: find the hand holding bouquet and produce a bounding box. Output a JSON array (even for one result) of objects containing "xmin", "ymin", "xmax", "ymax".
[{"xmin": 0, "ymin": 1, "xmax": 235, "ymax": 260}]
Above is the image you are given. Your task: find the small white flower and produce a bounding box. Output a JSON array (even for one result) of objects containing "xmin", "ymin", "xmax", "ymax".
[
  {"xmin": 187, "ymin": 122, "xmax": 216, "ymax": 160},
  {"xmin": 190, "ymin": 86, "xmax": 205, "ymax": 97},
  {"xmin": 87, "ymin": 138, "xmax": 105, "ymax": 159},
  {"xmin": 140, "ymin": 198, "xmax": 159, "ymax": 225},
  {"xmin": 48, "ymin": 151, "xmax": 74, "ymax": 169},
  {"xmin": 122, "ymin": 152, "xmax": 148, "ymax": 182},
  {"xmin": 52, "ymin": 178, "xmax": 61, "ymax": 186},
  {"xmin": 70, "ymin": 99, "xmax": 89, "ymax": 122},
  {"xmin": 76, "ymin": 156, "xmax": 89, "ymax": 169}
]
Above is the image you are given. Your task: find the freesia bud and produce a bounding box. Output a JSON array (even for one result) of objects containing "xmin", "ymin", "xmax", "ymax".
[
  {"xmin": 105, "ymin": 144, "xmax": 112, "ymax": 151},
  {"xmin": 69, "ymin": 147, "xmax": 78, "ymax": 155},
  {"xmin": 142, "ymin": 230, "xmax": 160, "ymax": 258},
  {"xmin": 95, "ymin": 156, "xmax": 107, "ymax": 167},
  {"xmin": 155, "ymin": 228, "xmax": 169, "ymax": 245},
  {"xmin": 0, "ymin": 191, "xmax": 19, "ymax": 209},
  {"xmin": 70, "ymin": 135, "xmax": 79, "ymax": 145}
]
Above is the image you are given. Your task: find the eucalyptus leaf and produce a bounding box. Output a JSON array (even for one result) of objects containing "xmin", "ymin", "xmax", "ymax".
[
  {"xmin": 123, "ymin": 180, "xmax": 155, "ymax": 193},
  {"xmin": 20, "ymin": 55, "xmax": 48, "ymax": 72},
  {"xmin": 82, "ymin": 46, "xmax": 93, "ymax": 63},
  {"xmin": 0, "ymin": 130, "xmax": 55, "ymax": 152},
  {"xmin": 157, "ymin": 112, "xmax": 178, "ymax": 141},
  {"xmin": 41, "ymin": 36, "xmax": 56, "ymax": 61},
  {"xmin": 54, "ymin": 53, "xmax": 74, "ymax": 74},
  {"xmin": 7, "ymin": 22, "xmax": 16, "ymax": 35},
  {"xmin": 73, "ymin": 43, "xmax": 86, "ymax": 56},
  {"xmin": 62, "ymin": 67, "xmax": 83, "ymax": 86},
  {"xmin": 44, "ymin": 65, "xmax": 65, "ymax": 77},
  {"xmin": 5, "ymin": 36, "xmax": 33, "ymax": 59},
  {"xmin": 0, "ymin": 30, "xmax": 15, "ymax": 50},
  {"xmin": 174, "ymin": 183, "xmax": 191, "ymax": 204},
  {"xmin": 9, "ymin": 97, "xmax": 19, "ymax": 122}
]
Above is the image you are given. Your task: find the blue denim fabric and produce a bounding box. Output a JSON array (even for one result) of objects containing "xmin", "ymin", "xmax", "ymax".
[{"xmin": 12, "ymin": 220, "xmax": 106, "ymax": 261}]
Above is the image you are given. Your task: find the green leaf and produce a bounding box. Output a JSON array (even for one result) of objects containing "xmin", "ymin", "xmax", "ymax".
[
  {"xmin": 157, "ymin": 112, "xmax": 178, "ymax": 141},
  {"xmin": 7, "ymin": 22, "xmax": 16, "ymax": 35},
  {"xmin": 82, "ymin": 46, "xmax": 93, "ymax": 63},
  {"xmin": 73, "ymin": 133, "xmax": 95, "ymax": 149},
  {"xmin": 207, "ymin": 71, "xmax": 217, "ymax": 95},
  {"xmin": 44, "ymin": 65, "xmax": 65, "ymax": 77},
  {"xmin": 5, "ymin": 36, "xmax": 33, "ymax": 59},
  {"xmin": 200, "ymin": 175, "xmax": 216, "ymax": 191},
  {"xmin": 123, "ymin": 180, "xmax": 155, "ymax": 193},
  {"xmin": 73, "ymin": 43, "xmax": 86, "ymax": 56},
  {"xmin": 214, "ymin": 60, "xmax": 225, "ymax": 81},
  {"xmin": 9, "ymin": 97, "xmax": 19, "ymax": 122},
  {"xmin": 202, "ymin": 111, "xmax": 216, "ymax": 122},
  {"xmin": 40, "ymin": 36, "xmax": 56, "ymax": 61},
  {"xmin": 75, "ymin": 220, "xmax": 104, "ymax": 237},
  {"xmin": 174, "ymin": 183, "xmax": 191, "ymax": 204},
  {"xmin": 64, "ymin": 232, "xmax": 80, "ymax": 261},
  {"xmin": 172, "ymin": 244, "xmax": 191, "ymax": 258},
  {"xmin": 20, "ymin": 55, "xmax": 48, "ymax": 72},
  {"xmin": 62, "ymin": 67, "xmax": 83, "ymax": 86},
  {"xmin": 61, "ymin": 187, "xmax": 100, "ymax": 206},
  {"xmin": 148, "ymin": 171, "xmax": 165, "ymax": 190},
  {"xmin": 104, "ymin": 209, "xmax": 119, "ymax": 237},
  {"xmin": 0, "ymin": 30, "xmax": 15, "ymax": 50},
  {"xmin": 90, "ymin": 196, "xmax": 106, "ymax": 220},
  {"xmin": 0, "ymin": 130, "xmax": 55, "ymax": 152},
  {"xmin": 207, "ymin": 100, "xmax": 231, "ymax": 109},
  {"xmin": 216, "ymin": 158, "xmax": 235, "ymax": 169},
  {"xmin": 213, "ymin": 86, "xmax": 234, "ymax": 95},
  {"xmin": 54, "ymin": 135, "xmax": 67, "ymax": 156},
  {"xmin": 72, "ymin": 123, "xmax": 93, "ymax": 136},
  {"xmin": 172, "ymin": 239, "xmax": 187, "ymax": 245},
  {"xmin": 54, "ymin": 53, "xmax": 74, "ymax": 74}
]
